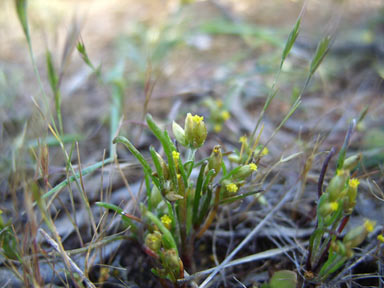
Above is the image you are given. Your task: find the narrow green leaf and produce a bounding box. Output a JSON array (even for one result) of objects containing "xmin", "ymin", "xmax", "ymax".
[
  {"xmin": 46, "ymin": 50, "xmax": 63, "ymax": 134},
  {"xmin": 197, "ymin": 186, "xmax": 213, "ymax": 226},
  {"xmin": 193, "ymin": 161, "xmax": 208, "ymax": 225},
  {"xmin": 280, "ymin": 18, "xmax": 301, "ymax": 69},
  {"xmin": 46, "ymin": 51, "xmax": 58, "ymax": 92},
  {"xmin": 150, "ymin": 146, "xmax": 165, "ymax": 191},
  {"xmin": 42, "ymin": 157, "xmax": 113, "ymax": 200},
  {"xmin": 146, "ymin": 115, "xmax": 178, "ymax": 189},
  {"xmin": 113, "ymin": 136, "xmax": 152, "ymax": 175}
]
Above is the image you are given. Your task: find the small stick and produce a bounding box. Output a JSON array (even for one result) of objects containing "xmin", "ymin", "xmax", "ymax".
[{"xmin": 39, "ymin": 228, "xmax": 96, "ymax": 288}]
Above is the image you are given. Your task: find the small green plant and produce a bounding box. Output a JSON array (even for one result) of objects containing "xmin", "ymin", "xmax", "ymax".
[
  {"xmin": 305, "ymin": 122, "xmax": 376, "ymax": 282},
  {"xmin": 98, "ymin": 113, "xmax": 266, "ymax": 286}
]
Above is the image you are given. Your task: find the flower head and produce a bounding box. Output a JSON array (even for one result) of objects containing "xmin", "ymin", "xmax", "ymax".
[
  {"xmin": 348, "ymin": 178, "xmax": 360, "ymax": 189},
  {"xmin": 261, "ymin": 147, "xmax": 269, "ymax": 156},
  {"xmin": 239, "ymin": 135, "xmax": 248, "ymax": 144},
  {"xmin": 330, "ymin": 202, "xmax": 339, "ymax": 211},
  {"xmin": 221, "ymin": 110, "xmax": 230, "ymax": 121},
  {"xmin": 249, "ymin": 163, "xmax": 258, "ymax": 171},
  {"xmin": 214, "ymin": 124, "xmax": 222, "ymax": 132},
  {"xmin": 172, "ymin": 151, "xmax": 180, "ymax": 161},
  {"xmin": 185, "ymin": 113, "xmax": 207, "ymax": 148},
  {"xmin": 161, "ymin": 215, "xmax": 172, "ymax": 230},
  {"xmin": 377, "ymin": 234, "xmax": 384, "ymax": 243},
  {"xmin": 364, "ymin": 219, "xmax": 375, "ymax": 233},
  {"xmin": 226, "ymin": 183, "xmax": 238, "ymax": 193}
]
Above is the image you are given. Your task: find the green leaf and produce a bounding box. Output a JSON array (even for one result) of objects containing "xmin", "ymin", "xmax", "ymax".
[
  {"xmin": 150, "ymin": 146, "xmax": 165, "ymax": 192},
  {"xmin": 193, "ymin": 161, "xmax": 208, "ymax": 225},
  {"xmin": 269, "ymin": 270, "xmax": 297, "ymax": 288},
  {"xmin": 113, "ymin": 136, "xmax": 160, "ymax": 189},
  {"xmin": 280, "ymin": 18, "xmax": 301, "ymax": 69},
  {"xmin": 309, "ymin": 36, "xmax": 331, "ymax": 76}
]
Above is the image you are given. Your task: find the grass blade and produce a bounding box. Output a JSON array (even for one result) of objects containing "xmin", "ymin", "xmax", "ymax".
[
  {"xmin": 309, "ymin": 36, "xmax": 331, "ymax": 77},
  {"xmin": 280, "ymin": 17, "xmax": 301, "ymax": 69}
]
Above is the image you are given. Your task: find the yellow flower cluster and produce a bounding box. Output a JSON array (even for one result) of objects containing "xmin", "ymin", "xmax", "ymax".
[
  {"xmin": 348, "ymin": 178, "xmax": 360, "ymax": 189},
  {"xmin": 226, "ymin": 183, "xmax": 238, "ymax": 193},
  {"xmin": 249, "ymin": 163, "xmax": 257, "ymax": 171},
  {"xmin": 191, "ymin": 115, "xmax": 204, "ymax": 124},
  {"xmin": 172, "ymin": 151, "xmax": 180, "ymax": 161},
  {"xmin": 161, "ymin": 215, "xmax": 172, "ymax": 230}
]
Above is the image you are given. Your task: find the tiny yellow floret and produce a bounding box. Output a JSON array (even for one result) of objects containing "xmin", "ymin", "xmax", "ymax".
[
  {"xmin": 377, "ymin": 234, "xmax": 384, "ymax": 243},
  {"xmin": 214, "ymin": 124, "xmax": 222, "ymax": 132},
  {"xmin": 226, "ymin": 183, "xmax": 238, "ymax": 193},
  {"xmin": 221, "ymin": 110, "xmax": 230, "ymax": 121},
  {"xmin": 330, "ymin": 202, "xmax": 339, "ymax": 211},
  {"xmin": 216, "ymin": 99, "xmax": 223, "ymax": 108},
  {"xmin": 348, "ymin": 178, "xmax": 360, "ymax": 189},
  {"xmin": 364, "ymin": 219, "xmax": 375, "ymax": 233},
  {"xmin": 192, "ymin": 115, "xmax": 204, "ymax": 124},
  {"xmin": 172, "ymin": 151, "xmax": 180, "ymax": 161},
  {"xmin": 249, "ymin": 163, "xmax": 258, "ymax": 171},
  {"xmin": 261, "ymin": 147, "xmax": 269, "ymax": 156},
  {"xmin": 239, "ymin": 135, "xmax": 247, "ymax": 144},
  {"xmin": 161, "ymin": 215, "xmax": 172, "ymax": 229}
]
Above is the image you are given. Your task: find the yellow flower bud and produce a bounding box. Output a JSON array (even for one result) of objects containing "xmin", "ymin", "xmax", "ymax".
[
  {"xmin": 208, "ymin": 145, "xmax": 222, "ymax": 178},
  {"xmin": 162, "ymin": 249, "xmax": 181, "ymax": 273},
  {"xmin": 364, "ymin": 219, "xmax": 375, "ymax": 232},
  {"xmin": 161, "ymin": 215, "xmax": 172, "ymax": 230},
  {"xmin": 145, "ymin": 231, "xmax": 162, "ymax": 252},
  {"xmin": 319, "ymin": 201, "xmax": 339, "ymax": 217},
  {"xmin": 221, "ymin": 110, "xmax": 230, "ymax": 121},
  {"xmin": 343, "ymin": 219, "xmax": 375, "ymax": 249},
  {"xmin": 377, "ymin": 234, "xmax": 384, "ymax": 243},
  {"xmin": 261, "ymin": 147, "xmax": 269, "ymax": 156},
  {"xmin": 172, "ymin": 121, "xmax": 186, "ymax": 146},
  {"xmin": 239, "ymin": 135, "xmax": 248, "ymax": 144},
  {"xmin": 343, "ymin": 154, "xmax": 361, "ymax": 171},
  {"xmin": 184, "ymin": 113, "xmax": 207, "ymax": 148},
  {"xmin": 343, "ymin": 178, "xmax": 359, "ymax": 214},
  {"xmin": 231, "ymin": 163, "xmax": 257, "ymax": 181},
  {"xmin": 326, "ymin": 170, "xmax": 348, "ymax": 202}
]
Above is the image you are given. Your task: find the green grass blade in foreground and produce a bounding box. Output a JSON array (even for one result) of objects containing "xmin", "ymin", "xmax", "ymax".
[
  {"xmin": 46, "ymin": 50, "xmax": 63, "ymax": 135},
  {"xmin": 42, "ymin": 157, "xmax": 113, "ymax": 199},
  {"xmin": 280, "ymin": 17, "xmax": 301, "ymax": 69},
  {"xmin": 146, "ymin": 211, "xmax": 177, "ymax": 250},
  {"xmin": 27, "ymin": 134, "xmax": 82, "ymax": 148}
]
